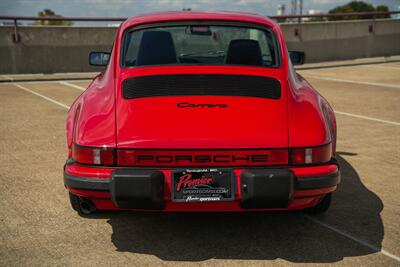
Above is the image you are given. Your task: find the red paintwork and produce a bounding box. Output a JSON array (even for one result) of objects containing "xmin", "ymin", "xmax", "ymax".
[
  {"xmin": 65, "ymin": 11, "xmax": 338, "ymax": 212},
  {"xmin": 117, "ymin": 67, "xmax": 288, "ymax": 148}
]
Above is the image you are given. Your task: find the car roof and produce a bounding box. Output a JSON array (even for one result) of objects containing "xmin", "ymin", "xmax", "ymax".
[{"xmin": 120, "ymin": 11, "xmax": 279, "ymax": 31}]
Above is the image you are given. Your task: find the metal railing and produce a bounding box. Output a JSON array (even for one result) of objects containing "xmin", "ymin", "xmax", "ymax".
[
  {"xmin": 1, "ymin": 11, "xmax": 399, "ymax": 42},
  {"xmin": 270, "ymin": 10, "xmax": 400, "ymax": 20}
]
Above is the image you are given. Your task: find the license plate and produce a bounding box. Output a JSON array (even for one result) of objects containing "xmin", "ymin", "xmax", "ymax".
[{"xmin": 172, "ymin": 168, "xmax": 234, "ymax": 202}]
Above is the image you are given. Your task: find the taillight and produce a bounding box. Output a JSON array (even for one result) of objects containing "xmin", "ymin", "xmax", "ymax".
[
  {"xmin": 72, "ymin": 144, "xmax": 115, "ymax": 165},
  {"xmin": 71, "ymin": 143, "xmax": 331, "ymax": 167},
  {"xmin": 290, "ymin": 143, "xmax": 332, "ymax": 165}
]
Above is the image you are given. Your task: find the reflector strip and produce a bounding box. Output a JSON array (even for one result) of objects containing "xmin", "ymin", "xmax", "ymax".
[{"xmin": 117, "ymin": 149, "xmax": 289, "ymax": 167}]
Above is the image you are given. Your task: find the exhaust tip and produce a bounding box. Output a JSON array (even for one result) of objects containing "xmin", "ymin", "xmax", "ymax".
[{"xmin": 79, "ymin": 198, "xmax": 96, "ymax": 215}]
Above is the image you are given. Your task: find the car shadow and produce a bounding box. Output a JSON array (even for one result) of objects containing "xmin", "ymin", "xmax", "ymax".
[{"xmin": 92, "ymin": 155, "xmax": 384, "ymax": 263}]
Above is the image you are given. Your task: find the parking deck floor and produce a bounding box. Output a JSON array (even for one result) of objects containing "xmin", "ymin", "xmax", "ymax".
[{"xmin": 0, "ymin": 63, "xmax": 399, "ymax": 266}]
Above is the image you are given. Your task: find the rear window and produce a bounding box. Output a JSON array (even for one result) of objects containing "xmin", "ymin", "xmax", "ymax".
[{"xmin": 122, "ymin": 24, "xmax": 280, "ymax": 68}]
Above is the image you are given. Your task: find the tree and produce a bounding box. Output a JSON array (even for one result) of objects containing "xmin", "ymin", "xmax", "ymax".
[
  {"xmin": 328, "ymin": 1, "xmax": 390, "ymax": 20},
  {"xmin": 36, "ymin": 9, "xmax": 73, "ymax": 26},
  {"xmin": 375, "ymin": 5, "xmax": 390, "ymax": 19}
]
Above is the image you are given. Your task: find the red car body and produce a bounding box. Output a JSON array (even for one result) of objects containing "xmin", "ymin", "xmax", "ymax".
[{"xmin": 64, "ymin": 11, "xmax": 340, "ymax": 214}]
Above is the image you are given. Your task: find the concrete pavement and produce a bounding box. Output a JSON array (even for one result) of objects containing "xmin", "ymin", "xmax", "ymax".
[{"xmin": 0, "ymin": 63, "xmax": 399, "ymax": 266}]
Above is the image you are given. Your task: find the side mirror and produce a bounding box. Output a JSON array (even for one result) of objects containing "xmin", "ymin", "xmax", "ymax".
[
  {"xmin": 289, "ymin": 51, "xmax": 305, "ymax": 65},
  {"xmin": 89, "ymin": 52, "xmax": 110, "ymax": 66}
]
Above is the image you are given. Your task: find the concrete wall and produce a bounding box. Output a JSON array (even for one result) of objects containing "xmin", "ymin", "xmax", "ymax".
[
  {"xmin": 0, "ymin": 19, "xmax": 399, "ymax": 74},
  {"xmin": 283, "ymin": 19, "xmax": 400, "ymax": 63},
  {"xmin": 0, "ymin": 26, "xmax": 117, "ymax": 74}
]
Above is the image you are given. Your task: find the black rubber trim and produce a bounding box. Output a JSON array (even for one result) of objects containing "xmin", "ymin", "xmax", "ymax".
[
  {"xmin": 110, "ymin": 169, "xmax": 165, "ymax": 209},
  {"xmin": 296, "ymin": 171, "xmax": 341, "ymax": 190},
  {"xmin": 64, "ymin": 173, "xmax": 110, "ymax": 191},
  {"xmin": 240, "ymin": 169, "xmax": 295, "ymax": 208},
  {"xmin": 64, "ymin": 169, "xmax": 340, "ymax": 192}
]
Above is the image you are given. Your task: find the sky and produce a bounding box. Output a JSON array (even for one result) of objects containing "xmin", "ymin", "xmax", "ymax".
[{"xmin": 1, "ymin": 0, "xmax": 399, "ymax": 18}]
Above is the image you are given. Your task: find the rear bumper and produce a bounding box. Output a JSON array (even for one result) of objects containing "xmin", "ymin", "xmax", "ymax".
[
  {"xmin": 296, "ymin": 171, "xmax": 340, "ymax": 190},
  {"xmin": 64, "ymin": 163, "xmax": 340, "ymax": 211},
  {"xmin": 64, "ymin": 174, "xmax": 110, "ymax": 191},
  {"xmin": 64, "ymin": 169, "xmax": 340, "ymax": 192}
]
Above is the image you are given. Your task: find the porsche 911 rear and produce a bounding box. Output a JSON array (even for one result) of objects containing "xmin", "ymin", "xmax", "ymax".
[{"xmin": 64, "ymin": 12, "xmax": 340, "ymax": 215}]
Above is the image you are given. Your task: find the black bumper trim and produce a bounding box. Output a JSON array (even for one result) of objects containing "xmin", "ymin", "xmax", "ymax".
[
  {"xmin": 240, "ymin": 169, "xmax": 294, "ymax": 208},
  {"xmin": 110, "ymin": 169, "xmax": 165, "ymax": 209},
  {"xmin": 64, "ymin": 173, "xmax": 110, "ymax": 191},
  {"xmin": 296, "ymin": 171, "xmax": 341, "ymax": 190},
  {"xmin": 64, "ymin": 170, "xmax": 340, "ymax": 192}
]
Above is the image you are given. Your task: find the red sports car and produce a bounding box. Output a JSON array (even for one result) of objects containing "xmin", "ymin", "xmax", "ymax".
[{"xmin": 64, "ymin": 11, "xmax": 340, "ymax": 215}]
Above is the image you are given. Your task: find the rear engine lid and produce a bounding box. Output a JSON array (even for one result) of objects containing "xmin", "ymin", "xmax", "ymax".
[{"xmin": 116, "ymin": 73, "xmax": 288, "ymax": 149}]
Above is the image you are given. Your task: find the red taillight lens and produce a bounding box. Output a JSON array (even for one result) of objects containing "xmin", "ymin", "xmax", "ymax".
[
  {"xmin": 117, "ymin": 150, "xmax": 136, "ymax": 166},
  {"xmin": 72, "ymin": 144, "xmax": 115, "ymax": 166},
  {"xmin": 99, "ymin": 149, "xmax": 115, "ymax": 165},
  {"xmin": 290, "ymin": 143, "xmax": 332, "ymax": 165},
  {"xmin": 312, "ymin": 143, "xmax": 332, "ymax": 163},
  {"xmin": 72, "ymin": 145, "xmax": 93, "ymax": 164},
  {"xmin": 290, "ymin": 148, "xmax": 306, "ymax": 165}
]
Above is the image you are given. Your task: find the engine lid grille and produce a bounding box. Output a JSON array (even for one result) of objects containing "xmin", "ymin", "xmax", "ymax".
[{"xmin": 122, "ymin": 74, "xmax": 281, "ymax": 100}]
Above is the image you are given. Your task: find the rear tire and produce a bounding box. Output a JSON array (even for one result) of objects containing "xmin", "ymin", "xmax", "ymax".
[{"xmin": 304, "ymin": 193, "xmax": 331, "ymax": 214}]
